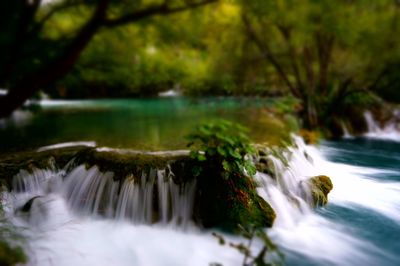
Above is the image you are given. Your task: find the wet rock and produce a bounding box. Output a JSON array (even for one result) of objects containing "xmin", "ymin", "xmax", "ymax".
[
  {"xmin": 299, "ymin": 129, "xmax": 319, "ymax": 144},
  {"xmin": 194, "ymin": 165, "xmax": 276, "ymax": 232},
  {"xmin": 18, "ymin": 196, "xmax": 42, "ymax": 213},
  {"xmin": 307, "ymin": 175, "xmax": 333, "ymax": 206}
]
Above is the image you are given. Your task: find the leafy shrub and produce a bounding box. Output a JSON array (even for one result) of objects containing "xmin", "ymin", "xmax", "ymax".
[{"xmin": 186, "ymin": 120, "xmax": 256, "ymax": 179}]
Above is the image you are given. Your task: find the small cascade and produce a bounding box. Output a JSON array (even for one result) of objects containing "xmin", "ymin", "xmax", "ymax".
[
  {"xmin": 254, "ymin": 136, "xmax": 320, "ymax": 228},
  {"xmin": 64, "ymin": 165, "xmax": 116, "ymax": 218},
  {"xmin": 364, "ymin": 111, "xmax": 381, "ymax": 132},
  {"xmin": 341, "ymin": 122, "xmax": 353, "ymax": 138},
  {"xmin": 364, "ymin": 110, "xmax": 400, "ymax": 141},
  {"xmin": 10, "ymin": 163, "xmax": 197, "ymax": 228},
  {"xmin": 3, "ymin": 138, "xmax": 399, "ymax": 265}
]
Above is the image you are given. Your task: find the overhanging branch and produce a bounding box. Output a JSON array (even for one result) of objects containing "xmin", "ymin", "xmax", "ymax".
[{"xmin": 102, "ymin": 0, "xmax": 218, "ymax": 28}]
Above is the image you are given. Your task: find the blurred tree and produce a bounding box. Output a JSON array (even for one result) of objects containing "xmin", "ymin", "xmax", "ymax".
[
  {"xmin": 0, "ymin": 0, "xmax": 217, "ymax": 117},
  {"xmin": 240, "ymin": 0, "xmax": 400, "ymax": 132}
]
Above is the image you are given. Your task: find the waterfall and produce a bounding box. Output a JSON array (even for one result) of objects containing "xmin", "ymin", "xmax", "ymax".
[
  {"xmin": 341, "ymin": 122, "xmax": 353, "ymax": 138},
  {"xmin": 364, "ymin": 110, "xmax": 400, "ymax": 141},
  {"xmin": 10, "ymin": 164, "xmax": 196, "ymax": 228},
  {"xmin": 3, "ymin": 138, "xmax": 399, "ymax": 265},
  {"xmin": 254, "ymin": 136, "xmax": 320, "ymax": 228},
  {"xmin": 256, "ymin": 136, "xmax": 400, "ymax": 266}
]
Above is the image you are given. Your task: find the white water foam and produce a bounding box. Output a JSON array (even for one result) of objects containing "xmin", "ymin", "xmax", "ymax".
[
  {"xmin": 2, "ymin": 138, "xmax": 399, "ymax": 265},
  {"xmin": 256, "ymin": 136, "xmax": 399, "ymax": 265},
  {"xmin": 341, "ymin": 122, "xmax": 353, "ymax": 139},
  {"xmin": 3, "ymin": 164, "xmax": 240, "ymax": 266},
  {"xmin": 364, "ymin": 110, "xmax": 400, "ymax": 141}
]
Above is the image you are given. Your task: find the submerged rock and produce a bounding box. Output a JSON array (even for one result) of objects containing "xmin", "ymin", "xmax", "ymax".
[{"xmin": 307, "ymin": 175, "xmax": 333, "ymax": 206}]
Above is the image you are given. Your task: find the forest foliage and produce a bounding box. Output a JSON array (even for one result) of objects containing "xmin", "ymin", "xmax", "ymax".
[
  {"xmin": 44, "ymin": 0, "xmax": 400, "ymax": 100},
  {"xmin": 0, "ymin": 0, "xmax": 399, "ymax": 131}
]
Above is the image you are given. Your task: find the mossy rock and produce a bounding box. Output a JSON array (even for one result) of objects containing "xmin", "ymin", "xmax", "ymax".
[
  {"xmin": 0, "ymin": 147, "xmax": 191, "ymax": 187},
  {"xmin": 1, "ymin": 146, "xmax": 275, "ymax": 233},
  {"xmin": 194, "ymin": 166, "xmax": 276, "ymax": 232},
  {"xmin": 299, "ymin": 129, "xmax": 320, "ymax": 144},
  {"xmin": 73, "ymin": 148, "xmax": 190, "ymax": 182},
  {"xmin": 307, "ymin": 175, "xmax": 333, "ymax": 206},
  {"xmin": 0, "ymin": 146, "xmax": 88, "ymax": 188}
]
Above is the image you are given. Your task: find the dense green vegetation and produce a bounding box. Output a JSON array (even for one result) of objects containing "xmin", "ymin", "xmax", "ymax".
[
  {"xmin": 187, "ymin": 120, "xmax": 256, "ymax": 179},
  {"xmin": 0, "ymin": 0, "xmax": 399, "ymax": 131},
  {"xmin": 187, "ymin": 121, "xmax": 276, "ymax": 231},
  {"xmin": 52, "ymin": 1, "xmax": 400, "ymax": 132}
]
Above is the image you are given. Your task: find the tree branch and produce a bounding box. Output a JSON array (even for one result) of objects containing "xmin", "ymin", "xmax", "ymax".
[
  {"xmin": 102, "ymin": 0, "xmax": 218, "ymax": 28},
  {"xmin": 0, "ymin": 0, "xmax": 219, "ymax": 118},
  {"xmin": 276, "ymin": 24, "xmax": 305, "ymax": 92},
  {"xmin": 31, "ymin": 1, "xmax": 83, "ymax": 36},
  {"xmin": 0, "ymin": 0, "xmax": 112, "ymax": 118},
  {"xmin": 315, "ymin": 31, "xmax": 335, "ymax": 94},
  {"xmin": 242, "ymin": 14, "xmax": 301, "ymax": 98}
]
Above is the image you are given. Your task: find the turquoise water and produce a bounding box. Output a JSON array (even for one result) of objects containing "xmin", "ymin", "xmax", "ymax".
[
  {"xmin": 261, "ymin": 137, "xmax": 400, "ymax": 266},
  {"xmin": 1, "ymin": 99, "xmax": 399, "ymax": 265},
  {"xmin": 0, "ymin": 98, "xmax": 292, "ymax": 152},
  {"xmin": 294, "ymin": 138, "xmax": 400, "ymax": 266},
  {"xmin": 321, "ymin": 138, "xmax": 400, "ymax": 265}
]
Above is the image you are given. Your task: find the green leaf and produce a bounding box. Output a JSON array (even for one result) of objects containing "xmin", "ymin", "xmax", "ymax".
[
  {"xmin": 197, "ymin": 154, "xmax": 207, "ymax": 161},
  {"xmin": 217, "ymin": 146, "xmax": 227, "ymax": 156},
  {"xmin": 222, "ymin": 160, "xmax": 231, "ymax": 172}
]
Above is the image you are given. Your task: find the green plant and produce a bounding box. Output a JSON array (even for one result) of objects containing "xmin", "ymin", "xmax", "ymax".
[
  {"xmin": 186, "ymin": 120, "xmax": 256, "ymax": 179},
  {"xmin": 211, "ymin": 225, "xmax": 284, "ymax": 266}
]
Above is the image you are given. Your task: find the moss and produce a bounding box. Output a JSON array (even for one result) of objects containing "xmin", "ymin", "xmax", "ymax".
[
  {"xmin": 0, "ymin": 146, "xmax": 87, "ymax": 188},
  {"xmin": 308, "ymin": 175, "xmax": 333, "ymax": 206},
  {"xmin": 73, "ymin": 149, "xmax": 189, "ymax": 182},
  {"xmin": 0, "ymin": 241, "xmax": 27, "ymax": 266},
  {"xmin": 299, "ymin": 129, "xmax": 320, "ymax": 144},
  {"xmin": 0, "ymin": 147, "xmax": 190, "ymax": 187},
  {"xmin": 195, "ymin": 166, "xmax": 275, "ymax": 232}
]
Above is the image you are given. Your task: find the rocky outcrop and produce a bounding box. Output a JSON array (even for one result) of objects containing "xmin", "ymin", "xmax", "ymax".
[
  {"xmin": 195, "ymin": 165, "xmax": 276, "ymax": 231},
  {"xmin": 307, "ymin": 175, "xmax": 333, "ymax": 206}
]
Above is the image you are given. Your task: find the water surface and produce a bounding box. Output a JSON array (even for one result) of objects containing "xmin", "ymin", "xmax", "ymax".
[{"xmin": 0, "ymin": 98, "xmax": 292, "ymax": 152}]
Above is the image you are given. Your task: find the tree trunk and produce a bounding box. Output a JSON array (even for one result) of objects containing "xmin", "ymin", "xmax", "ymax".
[
  {"xmin": 0, "ymin": 1, "xmax": 111, "ymax": 118},
  {"xmin": 0, "ymin": 0, "xmax": 217, "ymax": 118}
]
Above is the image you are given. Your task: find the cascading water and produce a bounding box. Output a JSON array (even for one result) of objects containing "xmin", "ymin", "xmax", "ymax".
[
  {"xmin": 341, "ymin": 122, "xmax": 353, "ymax": 139},
  {"xmin": 1, "ymin": 137, "xmax": 399, "ymax": 265},
  {"xmin": 252, "ymin": 137, "xmax": 399, "ymax": 266},
  {"xmin": 11, "ymin": 164, "xmax": 196, "ymax": 228},
  {"xmin": 364, "ymin": 110, "xmax": 400, "ymax": 141}
]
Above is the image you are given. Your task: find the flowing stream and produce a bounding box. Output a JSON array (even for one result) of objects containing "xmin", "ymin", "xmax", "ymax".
[
  {"xmin": 0, "ymin": 100, "xmax": 399, "ymax": 265},
  {"xmin": 1, "ymin": 135, "xmax": 399, "ymax": 265}
]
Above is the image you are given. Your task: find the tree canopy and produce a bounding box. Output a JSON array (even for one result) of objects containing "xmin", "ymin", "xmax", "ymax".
[
  {"xmin": 0, "ymin": 0, "xmax": 399, "ymax": 134},
  {"xmin": 0, "ymin": 0, "xmax": 217, "ymax": 117}
]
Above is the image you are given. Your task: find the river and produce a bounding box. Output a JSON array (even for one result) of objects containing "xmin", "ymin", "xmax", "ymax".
[{"xmin": 0, "ymin": 99, "xmax": 399, "ymax": 266}]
